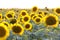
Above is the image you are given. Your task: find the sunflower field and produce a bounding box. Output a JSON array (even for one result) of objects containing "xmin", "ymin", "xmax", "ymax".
[{"xmin": 0, "ymin": 6, "xmax": 60, "ymax": 40}]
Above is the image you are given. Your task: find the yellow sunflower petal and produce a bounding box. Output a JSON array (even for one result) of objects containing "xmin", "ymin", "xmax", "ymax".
[
  {"xmin": 2, "ymin": 21, "xmax": 9, "ymax": 28},
  {"xmin": 6, "ymin": 10, "xmax": 15, "ymax": 15}
]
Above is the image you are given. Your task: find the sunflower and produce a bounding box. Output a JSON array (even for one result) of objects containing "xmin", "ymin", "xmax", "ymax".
[
  {"xmin": 34, "ymin": 17, "xmax": 42, "ymax": 25},
  {"xmin": 43, "ymin": 14, "xmax": 59, "ymax": 28},
  {"xmin": 24, "ymin": 23, "xmax": 32, "ymax": 30},
  {"xmin": 54, "ymin": 8, "xmax": 60, "ymax": 16},
  {"xmin": 38, "ymin": 11, "xmax": 44, "ymax": 15},
  {"xmin": 2, "ymin": 21, "xmax": 9, "ymax": 27},
  {"xmin": 0, "ymin": 23, "xmax": 10, "ymax": 40},
  {"xmin": 17, "ymin": 14, "xmax": 24, "ymax": 24},
  {"xmin": 9, "ymin": 18, "xmax": 17, "ymax": 24},
  {"xmin": 11, "ymin": 23, "xmax": 24, "ymax": 36},
  {"xmin": 5, "ymin": 10, "xmax": 15, "ymax": 20},
  {"xmin": 0, "ymin": 13, "xmax": 2, "ymax": 21},
  {"xmin": 37, "ymin": 14, "xmax": 43, "ymax": 18},
  {"xmin": 19, "ymin": 10, "xmax": 28, "ymax": 17},
  {"xmin": 32, "ymin": 15, "xmax": 37, "ymax": 21},
  {"xmin": 32, "ymin": 6, "xmax": 38, "ymax": 12},
  {"xmin": 30, "ymin": 12, "xmax": 36, "ymax": 19},
  {"xmin": 42, "ymin": 12, "xmax": 49, "ymax": 17},
  {"xmin": 30, "ymin": 12, "xmax": 35, "ymax": 18},
  {"xmin": 17, "ymin": 16, "xmax": 23, "ymax": 24},
  {"xmin": 22, "ymin": 15, "xmax": 31, "ymax": 23}
]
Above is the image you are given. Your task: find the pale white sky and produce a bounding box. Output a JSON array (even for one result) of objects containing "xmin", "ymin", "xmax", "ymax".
[{"xmin": 0, "ymin": 0, "xmax": 60, "ymax": 9}]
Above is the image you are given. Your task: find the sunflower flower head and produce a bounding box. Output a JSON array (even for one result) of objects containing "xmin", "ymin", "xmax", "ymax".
[
  {"xmin": 34, "ymin": 17, "xmax": 42, "ymax": 25},
  {"xmin": 11, "ymin": 23, "xmax": 24, "ymax": 36},
  {"xmin": 10, "ymin": 18, "xmax": 17, "ymax": 24},
  {"xmin": 43, "ymin": 14, "xmax": 59, "ymax": 28},
  {"xmin": 32, "ymin": 6, "xmax": 38, "ymax": 12},
  {"xmin": 24, "ymin": 23, "xmax": 32, "ymax": 30},
  {"xmin": 32, "ymin": 15, "xmax": 37, "ymax": 21},
  {"xmin": 22, "ymin": 15, "xmax": 31, "ymax": 23},
  {"xmin": 54, "ymin": 8, "xmax": 60, "ymax": 16},
  {"xmin": 38, "ymin": 11, "xmax": 44, "ymax": 16},
  {"xmin": 30, "ymin": 12, "xmax": 36, "ymax": 20},
  {"xmin": 37, "ymin": 14, "xmax": 43, "ymax": 18},
  {"xmin": 0, "ymin": 23, "xmax": 10, "ymax": 40},
  {"xmin": 42, "ymin": 12, "xmax": 49, "ymax": 17},
  {"xmin": 19, "ymin": 10, "xmax": 28, "ymax": 17},
  {"xmin": 5, "ymin": 10, "xmax": 15, "ymax": 20}
]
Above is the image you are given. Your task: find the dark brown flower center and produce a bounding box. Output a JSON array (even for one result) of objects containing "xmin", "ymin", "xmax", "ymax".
[
  {"xmin": 4, "ymin": 23, "xmax": 8, "ymax": 26},
  {"xmin": 7, "ymin": 14, "xmax": 12, "ymax": 18},
  {"xmin": 31, "ymin": 14, "xmax": 35, "ymax": 17},
  {"xmin": 25, "ymin": 24, "xmax": 30, "ymax": 29},
  {"xmin": 36, "ymin": 18, "xmax": 40, "ymax": 22},
  {"xmin": 44, "ymin": 12, "xmax": 48, "ymax": 15},
  {"xmin": 46, "ymin": 16, "xmax": 56, "ymax": 25},
  {"xmin": 33, "ymin": 7, "xmax": 37, "ymax": 12},
  {"xmin": 12, "ymin": 26, "xmax": 22, "ymax": 33},
  {"xmin": 39, "ymin": 12, "xmax": 42, "ymax": 14},
  {"xmin": 56, "ymin": 8, "xmax": 60, "ymax": 13},
  {"xmin": 38, "ymin": 15, "xmax": 42, "ymax": 18},
  {"xmin": 33, "ymin": 16, "xmax": 37, "ymax": 19},
  {"xmin": 22, "ymin": 12, "xmax": 26, "ymax": 16},
  {"xmin": 10, "ymin": 19, "xmax": 17, "ymax": 24},
  {"xmin": 0, "ymin": 27, "xmax": 6, "ymax": 37},
  {"xmin": 24, "ymin": 17, "xmax": 28, "ymax": 22}
]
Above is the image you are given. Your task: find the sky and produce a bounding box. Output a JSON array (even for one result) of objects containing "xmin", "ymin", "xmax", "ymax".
[{"xmin": 0, "ymin": 0, "xmax": 60, "ymax": 9}]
